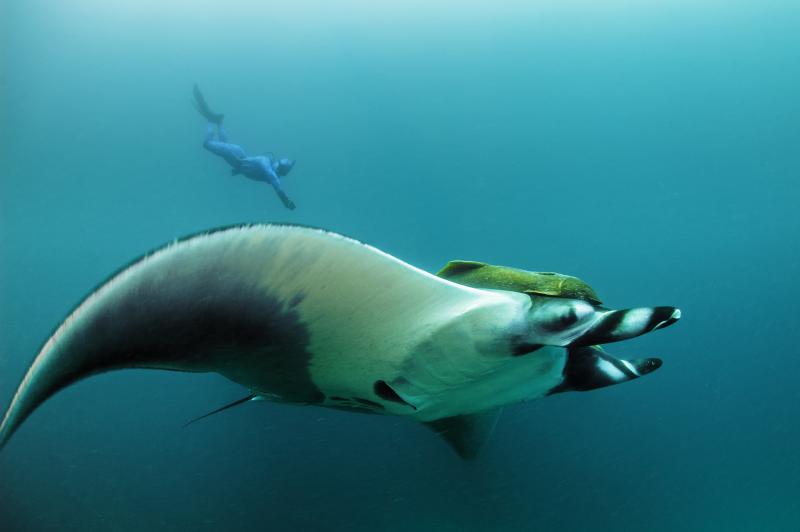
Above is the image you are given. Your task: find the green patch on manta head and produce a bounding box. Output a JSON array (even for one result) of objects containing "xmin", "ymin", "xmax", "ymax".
[{"xmin": 437, "ymin": 260, "xmax": 602, "ymax": 304}]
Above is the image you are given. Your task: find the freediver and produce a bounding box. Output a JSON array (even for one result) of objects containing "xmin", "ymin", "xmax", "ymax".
[{"xmin": 192, "ymin": 84, "xmax": 297, "ymax": 210}]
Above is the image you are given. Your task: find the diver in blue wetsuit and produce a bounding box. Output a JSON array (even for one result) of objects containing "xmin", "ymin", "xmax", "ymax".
[{"xmin": 193, "ymin": 84, "xmax": 297, "ymax": 210}]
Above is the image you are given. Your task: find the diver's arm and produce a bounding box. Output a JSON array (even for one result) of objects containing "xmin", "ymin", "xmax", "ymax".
[
  {"xmin": 274, "ymin": 188, "xmax": 296, "ymax": 210},
  {"xmin": 260, "ymin": 160, "xmax": 296, "ymax": 210}
]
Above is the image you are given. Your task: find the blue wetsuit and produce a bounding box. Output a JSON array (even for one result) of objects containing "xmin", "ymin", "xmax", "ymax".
[
  {"xmin": 196, "ymin": 84, "xmax": 296, "ymax": 210},
  {"xmin": 202, "ymin": 122, "xmax": 246, "ymax": 168},
  {"xmin": 232, "ymin": 153, "xmax": 296, "ymax": 210},
  {"xmin": 203, "ymin": 122, "xmax": 296, "ymax": 210}
]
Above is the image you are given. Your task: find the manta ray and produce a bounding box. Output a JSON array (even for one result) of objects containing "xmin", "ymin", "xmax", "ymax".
[{"xmin": 0, "ymin": 224, "xmax": 679, "ymax": 458}]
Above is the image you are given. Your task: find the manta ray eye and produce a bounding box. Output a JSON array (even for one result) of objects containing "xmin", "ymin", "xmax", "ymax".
[
  {"xmin": 539, "ymin": 301, "xmax": 594, "ymax": 332},
  {"xmin": 560, "ymin": 308, "xmax": 578, "ymax": 325},
  {"xmin": 540, "ymin": 308, "xmax": 578, "ymax": 331}
]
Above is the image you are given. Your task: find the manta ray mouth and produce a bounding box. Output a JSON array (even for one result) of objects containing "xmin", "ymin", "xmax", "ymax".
[
  {"xmin": 374, "ymin": 380, "xmax": 417, "ymax": 410},
  {"xmin": 511, "ymin": 342, "xmax": 544, "ymax": 357}
]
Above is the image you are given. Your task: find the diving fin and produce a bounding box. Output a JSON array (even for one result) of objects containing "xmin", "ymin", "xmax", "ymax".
[
  {"xmin": 192, "ymin": 83, "xmax": 224, "ymax": 124},
  {"xmin": 183, "ymin": 394, "xmax": 256, "ymax": 428},
  {"xmin": 423, "ymin": 409, "xmax": 502, "ymax": 459}
]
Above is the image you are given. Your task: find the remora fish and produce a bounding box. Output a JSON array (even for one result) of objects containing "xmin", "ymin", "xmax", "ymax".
[{"xmin": 0, "ymin": 224, "xmax": 679, "ymax": 458}]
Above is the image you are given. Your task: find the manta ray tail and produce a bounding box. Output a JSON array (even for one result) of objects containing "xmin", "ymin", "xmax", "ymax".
[{"xmin": 183, "ymin": 394, "xmax": 257, "ymax": 428}]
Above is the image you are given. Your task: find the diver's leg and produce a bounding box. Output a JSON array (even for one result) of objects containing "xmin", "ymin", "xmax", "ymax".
[
  {"xmin": 204, "ymin": 122, "xmax": 247, "ymax": 162},
  {"xmin": 204, "ymin": 121, "xmax": 216, "ymax": 144},
  {"xmin": 205, "ymin": 141, "xmax": 247, "ymax": 168}
]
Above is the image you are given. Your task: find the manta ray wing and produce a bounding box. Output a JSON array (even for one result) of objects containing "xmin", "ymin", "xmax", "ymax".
[{"xmin": 0, "ymin": 224, "xmax": 485, "ymax": 449}]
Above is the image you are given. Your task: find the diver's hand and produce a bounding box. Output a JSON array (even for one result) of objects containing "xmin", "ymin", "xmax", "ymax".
[{"xmin": 276, "ymin": 189, "xmax": 296, "ymax": 210}]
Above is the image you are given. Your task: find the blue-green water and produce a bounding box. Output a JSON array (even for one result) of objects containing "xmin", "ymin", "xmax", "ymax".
[{"xmin": 1, "ymin": 1, "xmax": 799, "ymax": 530}]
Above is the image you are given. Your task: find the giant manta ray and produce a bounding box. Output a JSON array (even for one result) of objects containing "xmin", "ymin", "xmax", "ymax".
[{"xmin": 0, "ymin": 224, "xmax": 680, "ymax": 458}]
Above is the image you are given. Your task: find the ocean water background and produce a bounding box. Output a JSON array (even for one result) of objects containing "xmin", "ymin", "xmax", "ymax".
[{"xmin": 1, "ymin": 1, "xmax": 799, "ymax": 530}]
